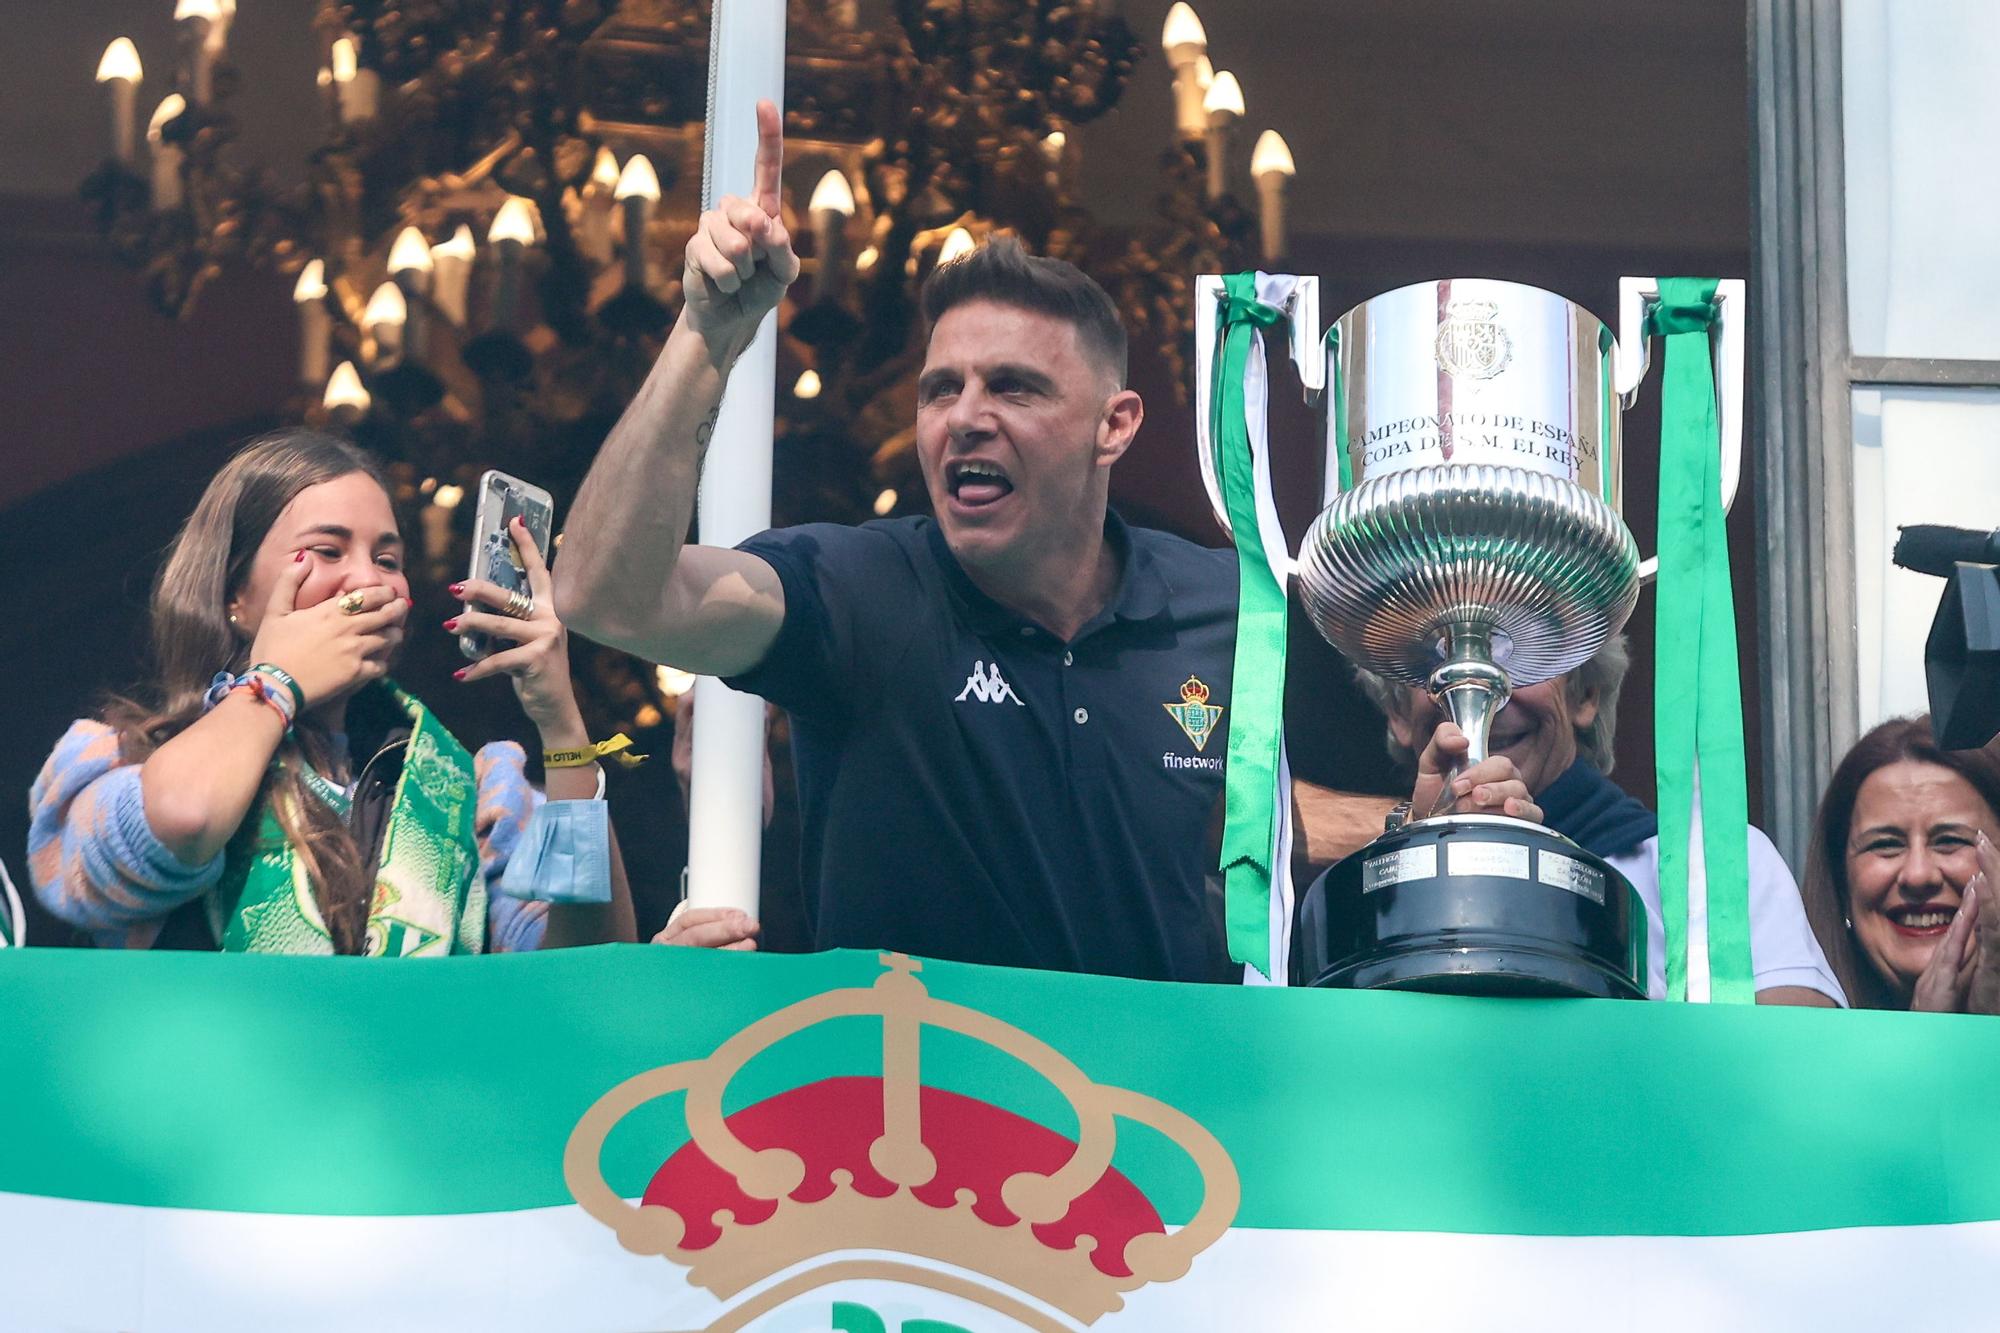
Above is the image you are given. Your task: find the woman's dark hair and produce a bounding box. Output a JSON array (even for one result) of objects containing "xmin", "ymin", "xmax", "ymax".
[
  {"xmin": 919, "ymin": 235, "xmax": 1128, "ymax": 388},
  {"xmin": 1799, "ymin": 715, "xmax": 2000, "ymax": 1008},
  {"xmin": 105, "ymin": 429, "xmax": 395, "ymax": 954}
]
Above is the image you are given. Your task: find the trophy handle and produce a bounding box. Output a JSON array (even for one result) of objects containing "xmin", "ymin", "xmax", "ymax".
[
  {"xmin": 1616, "ymin": 277, "xmax": 1747, "ymax": 584},
  {"xmin": 1193, "ymin": 274, "xmax": 1326, "ymax": 541}
]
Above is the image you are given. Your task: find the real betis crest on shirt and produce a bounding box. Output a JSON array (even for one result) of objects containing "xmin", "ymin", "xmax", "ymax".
[{"xmin": 1164, "ymin": 675, "xmax": 1223, "ymax": 752}]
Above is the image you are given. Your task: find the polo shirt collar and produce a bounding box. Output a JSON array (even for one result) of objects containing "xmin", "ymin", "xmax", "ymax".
[{"xmin": 926, "ymin": 508, "xmax": 1171, "ymax": 637}]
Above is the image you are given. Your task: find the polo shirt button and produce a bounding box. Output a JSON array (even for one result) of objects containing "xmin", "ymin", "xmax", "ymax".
[
  {"xmin": 1073, "ymin": 707, "xmax": 1089, "ymax": 724},
  {"xmin": 1019, "ymin": 626, "xmax": 1035, "ymax": 638},
  {"xmin": 1063, "ymin": 651, "xmax": 1074, "ymax": 666}
]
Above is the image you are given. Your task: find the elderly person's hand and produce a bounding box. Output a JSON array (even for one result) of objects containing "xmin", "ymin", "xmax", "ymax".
[
  {"xmin": 653, "ymin": 903, "xmax": 761, "ymax": 951},
  {"xmin": 1410, "ymin": 721, "xmax": 1544, "ymax": 823}
]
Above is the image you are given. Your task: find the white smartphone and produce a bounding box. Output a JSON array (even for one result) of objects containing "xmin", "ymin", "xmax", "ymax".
[{"xmin": 459, "ymin": 469, "xmax": 555, "ymax": 662}]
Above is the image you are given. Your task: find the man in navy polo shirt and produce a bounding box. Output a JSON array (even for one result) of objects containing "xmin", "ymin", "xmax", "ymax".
[{"xmin": 558, "ymin": 103, "xmax": 1537, "ymax": 980}]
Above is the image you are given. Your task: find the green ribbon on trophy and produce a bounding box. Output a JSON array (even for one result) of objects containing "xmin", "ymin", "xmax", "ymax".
[
  {"xmin": 1647, "ymin": 278, "xmax": 1754, "ymax": 1003},
  {"xmin": 1211, "ymin": 273, "xmax": 1290, "ymax": 979}
]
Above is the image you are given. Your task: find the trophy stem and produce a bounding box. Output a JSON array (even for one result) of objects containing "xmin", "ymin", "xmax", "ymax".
[{"xmin": 1427, "ymin": 622, "xmax": 1511, "ymax": 794}]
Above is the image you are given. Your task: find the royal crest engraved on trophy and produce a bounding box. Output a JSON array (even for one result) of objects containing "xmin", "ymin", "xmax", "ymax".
[{"xmin": 1433, "ymin": 299, "xmax": 1512, "ymax": 380}]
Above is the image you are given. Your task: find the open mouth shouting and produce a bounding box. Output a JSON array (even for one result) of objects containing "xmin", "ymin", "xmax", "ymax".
[
  {"xmin": 1886, "ymin": 902, "xmax": 1959, "ymax": 937},
  {"xmin": 944, "ymin": 458, "xmax": 1015, "ymax": 515}
]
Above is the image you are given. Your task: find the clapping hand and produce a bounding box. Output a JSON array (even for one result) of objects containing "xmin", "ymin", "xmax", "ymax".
[{"xmin": 1911, "ymin": 879, "xmax": 1980, "ymax": 1013}]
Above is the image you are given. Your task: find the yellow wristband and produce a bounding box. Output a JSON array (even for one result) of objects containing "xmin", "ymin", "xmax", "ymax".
[{"xmin": 543, "ymin": 733, "xmax": 648, "ymax": 770}]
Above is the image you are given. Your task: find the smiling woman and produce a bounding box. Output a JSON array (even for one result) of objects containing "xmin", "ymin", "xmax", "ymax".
[{"xmin": 1800, "ymin": 718, "xmax": 2000, "ymax": 1012}]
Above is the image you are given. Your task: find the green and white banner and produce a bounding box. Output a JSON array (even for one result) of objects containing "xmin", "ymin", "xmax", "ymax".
[{"xmin": 4, "ymin": 946, "xmax": 2000, "ymax": 1331}]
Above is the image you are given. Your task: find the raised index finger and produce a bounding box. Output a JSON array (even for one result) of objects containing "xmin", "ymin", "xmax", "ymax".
[{"xmin": 753, "ymin": 99, "xmax": 784, "ymax": 217}]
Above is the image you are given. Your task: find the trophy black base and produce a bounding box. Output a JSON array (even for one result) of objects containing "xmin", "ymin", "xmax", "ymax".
[{"xmin": 1294, "ymin": 815, "xmax": 1647, "ymax": 1000}]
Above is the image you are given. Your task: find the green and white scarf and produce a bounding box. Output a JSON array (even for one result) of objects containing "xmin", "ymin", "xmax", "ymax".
[{"xmin": 208, "ymin": 686, "xmax": 484, "ymax": 957}]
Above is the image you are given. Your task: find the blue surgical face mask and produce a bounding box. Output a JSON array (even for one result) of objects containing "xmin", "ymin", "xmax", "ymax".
[{"xmin": 498, "ymin": 798, "xmax": 612, "ymax": 905}]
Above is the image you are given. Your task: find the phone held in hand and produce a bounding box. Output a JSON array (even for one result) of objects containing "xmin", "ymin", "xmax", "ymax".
[{"xmin": 460, "ymin": 470, "xmax": 555, "ymax": 662}]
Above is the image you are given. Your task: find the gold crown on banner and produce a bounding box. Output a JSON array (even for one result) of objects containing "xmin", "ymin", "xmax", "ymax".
[
  {"xmin": 564, "ymin": 954, "xmax": 1241, "ymax": 1328},
  {"xmin": 1179, "ymin": 675, "xmax": 1211, "ymax": 705}
]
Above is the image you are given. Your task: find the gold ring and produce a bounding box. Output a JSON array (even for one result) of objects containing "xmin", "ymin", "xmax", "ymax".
[
  {"xmin": 502, "ymin": 589, "xmax": 535, "ymax": 620},
  {"xmin": 337, "ymin": 590, "xmax": 368, "ymax": 616}
]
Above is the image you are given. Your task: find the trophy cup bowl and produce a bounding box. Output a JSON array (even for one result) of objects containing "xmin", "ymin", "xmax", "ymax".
[{"xmin": 1292, "ymin": 278, "xmax": 1649, "ymax": 999}]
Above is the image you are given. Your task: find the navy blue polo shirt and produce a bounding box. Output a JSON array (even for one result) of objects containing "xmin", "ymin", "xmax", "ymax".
[{"xmin": 724, "ymin": 512, "xmax": 1236, "ymax": 982}]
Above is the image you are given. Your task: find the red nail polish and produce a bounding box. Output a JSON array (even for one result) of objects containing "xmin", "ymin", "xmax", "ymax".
[
  {"xmin": 443, "ymin": 618, "xmax": 460, "ymax": 631},
  {"xmin": 452, "ymin": 668, "xmax": 467, "ymax": 681},
  {"xmin": 447, "ymin": 582, "xmax": 464, "ymax": 597},
  {"xmin": 294, "ymin": 550, "xmax": 307, "ymax": 563},
  {"xmin": 404, "ymin": 596, "xmax": 414, "ymax": 608}
]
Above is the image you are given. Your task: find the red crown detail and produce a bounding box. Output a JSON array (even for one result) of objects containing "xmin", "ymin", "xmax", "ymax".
[
  {"xmin": 1179, "ymin": 675, "xmax": 1210, "ymax": 705},
  {"xmin": 565, "ymin": 955, "xmax": 1240, "ymax": 1327}
]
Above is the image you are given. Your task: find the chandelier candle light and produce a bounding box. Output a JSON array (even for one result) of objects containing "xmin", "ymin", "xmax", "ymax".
[
  {"xmin": 174, "ymin": 0, "xmax": 222, "ymax": 106},
  {"xmin": 145, "ymin": 94, "xmax": 186, "ymax": 209},
  {"xmin": 1203, "ymin": 71, "xmax": 1244, "ymax": 203},
  {"xmin": 330, "ymin": 36, "xmax": 379, "ymax": 123},
  {"xmin": 94, "ymin": 39, "xmax": 143, "ymax": 167},
  {"xmin": 429, "ymin": 225, "xmax": 475, "ymax": 329},
  {"xmin": 582, "ymin": 147, "xmax": 620, "ymax": 266},
  {"xmin": 487, "ymin": 197, "xmax": 538, "ymax": 333},
  {"xmin": 292, "ymin": 259, "xmax": 330, "ymax": 388},
  {"xmin": 808, "ymin": 169, "xmax": 856, "ymax": 303},
  {"xmin": 362, "ymin": 282, "xmax": 407, "ymax": 368},
  {"xmin": 388, "ymin": 226, "xmax": 434, "ymax": 361},
  {"xmin": 1163, "ymin": 3, "xmax": 1211, "ymax": 139},
  {"xmin": 613, "ymin": 155, "xmax": 661, "ymax": 292},
  {"xmin": 1251, "ymin": 131, "xmax": 1295, "ymax": 261},
  {"xmin": 323, "ymin": 360, "xmax": 370, "ymax": 424}
]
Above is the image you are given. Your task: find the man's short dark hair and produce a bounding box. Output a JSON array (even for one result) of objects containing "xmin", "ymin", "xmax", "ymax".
[{"xmin": 919, "ymin": 236, "xmax": 1128, "ymax": 388}]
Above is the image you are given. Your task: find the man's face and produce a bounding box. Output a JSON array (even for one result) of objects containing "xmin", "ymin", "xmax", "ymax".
[
  {"xmin": 913, "ymin": 299, "xmax": 1136, "ymax": 575},
  {"xmin": 1385, "ymin": 673, "xmax": 1600, "ymax": 797}
]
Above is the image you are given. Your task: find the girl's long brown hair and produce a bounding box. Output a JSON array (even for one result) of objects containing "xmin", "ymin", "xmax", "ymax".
[
  {"xmin": 1799, "ymin": 716, "xmax": 2000, "ymax": 1008},
  {"xmin": 106, "ymin": 430, "xmax": 395, "ymax": 953}
]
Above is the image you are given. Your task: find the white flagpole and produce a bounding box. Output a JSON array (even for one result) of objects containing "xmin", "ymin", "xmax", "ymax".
[{"xmin": 684, "ymin": 0, "xmax": 786, "ymax": 916}]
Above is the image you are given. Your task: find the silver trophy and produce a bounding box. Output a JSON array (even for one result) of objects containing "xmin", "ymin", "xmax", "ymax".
[{"xmin": 1195, "ymin": 275, "xmax": 1744, "ymax": 997}]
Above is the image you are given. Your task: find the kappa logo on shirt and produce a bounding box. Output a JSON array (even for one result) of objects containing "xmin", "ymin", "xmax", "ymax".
[{"xmin": 954, "ymin": 659, "xmax": 1025, "ymax": 706}]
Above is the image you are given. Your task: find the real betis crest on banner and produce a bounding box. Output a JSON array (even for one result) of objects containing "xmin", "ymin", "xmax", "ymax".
[
  {"xmin": 567, "ymin": 952, "xmax": 1236, "ymax": 1330},
  {"xmin": 8, "ymin": 947, "xmax": 2000, "ymax": 1330}
]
